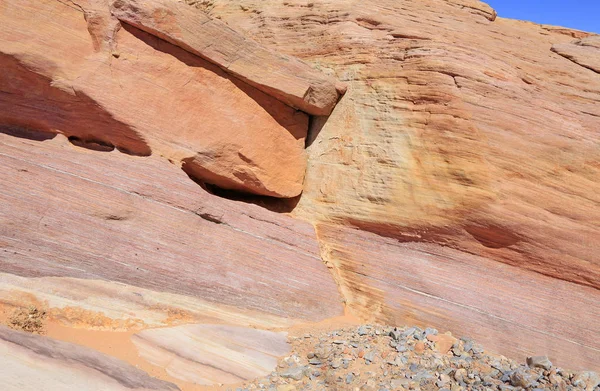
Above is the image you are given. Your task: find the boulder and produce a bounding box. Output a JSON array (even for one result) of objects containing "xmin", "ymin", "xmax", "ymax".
[{"xmin": 0, "ymin": 0, "xmax": 339, "ymax": 197}]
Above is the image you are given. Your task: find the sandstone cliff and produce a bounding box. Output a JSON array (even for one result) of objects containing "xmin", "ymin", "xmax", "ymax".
[{"xmin": 0, "ymin": 0, "xmax": 598, "ymax": 389}]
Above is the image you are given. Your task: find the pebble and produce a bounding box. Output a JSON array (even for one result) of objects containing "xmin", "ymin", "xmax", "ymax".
[
  {"xmin": 364, "ymin": 350, "xmax": 376, "ymax": 363},
  {"xmin": 280, "ymin": 366, "xmax": 305, "ymax": 381},
  {"xmin": 572, "ymin": 371, "xmax": 600, "ymax": 390},
  {"xmin": 509, "ymin": 369, "xmax": 537, "ymax": 388},
  {"xmin": 389, "ymin": 328, "xmax": 402, "ymax": 341},
  {"xmin": 527, "ymin": 356, "xmax": 553, "ymax": 370},
  {"xmin": 346, "ymin": 373, "xmax": 354, "ymax": 384}
]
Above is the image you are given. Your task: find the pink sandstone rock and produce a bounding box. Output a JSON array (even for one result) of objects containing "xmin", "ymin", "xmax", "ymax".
[
  {"xmin": 0, "ymin": 0, "xmax": 599, "ymax": 383},
  {"xmin": 0, "ymin": 326, "xmax": 179, "ymax": 391},
  {"xmin": 132, "ymin": 324, "xmax": 290, "ymax": 385},
  {"xmin": 552, "ymin": 36, "xmax": 600, "ymax": 74},
  {"xmin": 205, "ymin": 0, "xmax": 600, "ymax": 290},
  {"xmin": 0, "ymin": 0, "xmax": 341, "ymax": 197},
  {"xmin": 0, "ymin": 133, "xmax": 343, "ymax": 323},
  {"xmin": 316, "ymin": 223, "xmax": 600, "ymax": 371},
  {"xmin": 110, "ymin": 0, "xmax": 344, "ymax": 116}
]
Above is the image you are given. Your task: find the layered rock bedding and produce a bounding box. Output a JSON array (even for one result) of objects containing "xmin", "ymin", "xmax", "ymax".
[{"xmin": 0, "ymin": 0, "xmax": 598, "ymax": 390}]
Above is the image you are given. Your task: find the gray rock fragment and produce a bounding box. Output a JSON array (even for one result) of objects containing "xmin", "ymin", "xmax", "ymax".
[{"xmin": 526, "ymin": 356, "xmax": 553, "ymax": 370}]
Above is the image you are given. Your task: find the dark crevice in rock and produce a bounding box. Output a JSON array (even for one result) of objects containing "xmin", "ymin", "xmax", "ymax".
[
  {"xmin": 464, "ymin": 223, "xmax": 522, "ymax": 249},
  {"xmin": 194, "ymin": 211, "xmax": 225, "ymax": 225},
  {"xmin": 203, "ymin": 182, "xmax": 300, "ymax": 214},
  {"xmin": 68, "ymin": 136, "xmax": 115, "ymax": 152},
  {"xmin": 182, "ymin": 166, "xmax": 300, "ymax": 213},
  {"xmin": 0, "ymin": 125, "xmax": 56, "ymax": 142},
  {"xmin": 306, "ymin": 114, "xmax": 329, "ymax": 148}
]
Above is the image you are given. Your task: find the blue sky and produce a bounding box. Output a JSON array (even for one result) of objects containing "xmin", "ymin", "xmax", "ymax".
[{"xmin": 485, "ymin": 0, "xmax": 600, "ymax": 33}]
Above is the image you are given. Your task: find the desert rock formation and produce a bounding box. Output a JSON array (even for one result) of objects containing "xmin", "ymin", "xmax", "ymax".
[{"xmin": 0, "ymin": 0, "xmax": 599, "ymax": 389}]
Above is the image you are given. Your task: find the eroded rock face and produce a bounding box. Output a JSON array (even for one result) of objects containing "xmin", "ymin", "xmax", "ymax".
[
  {"xmin": 316, "ymin": 223, "xmax": 600, "ymax": 371},
  {"xmin": 0, "ymin": 133, "xmax": 343, "ymax": 323},
  {"xmin": 110, "ymin": 0, "xmax": 344, "ymax": 116},
  {"xmin": 1, "ymin": 0, "xmax": 599, "ymax": 386},
  {"xmin": 205, "ymin": 0, "xmax": 600, "ymax": 290},
  {"xmin": 552, "ymin": 36, "xmax": 600, "ymax": 74},
  {"xmin": 0, "ymin": 0, "xmax": 341, "ymax": 197}
]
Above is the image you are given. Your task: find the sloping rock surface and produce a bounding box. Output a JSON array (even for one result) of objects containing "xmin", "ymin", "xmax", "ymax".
[
  {"xmin": 316, "ymin": 223, "xmax": 600, "ymax": 371},
  {"xmin": 0, "ymin": 326, "xmax": 180, "ymax": 391},
  {"xmin": 205, "ymin": 0, "xmax": 600, "ymax": 289},
  {"xmin": 0, "ymin": 133, "xmax": 343, "ymax": 322},
  {"xmin": 132, "ymin": 325, "xmax": 290, "ymax": 385},
  {"xmin": 552, "ymin": 36, "xmax": 600, "ymax": 74}
]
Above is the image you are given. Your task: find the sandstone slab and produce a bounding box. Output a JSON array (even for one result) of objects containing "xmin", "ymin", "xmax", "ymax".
[
  {"xmin": 132, "ymin": 324, "xmax": 290, "ymax": 385},
  {"xmin": 0, "ymin": 325, "xmax": 179, "ymax": 391},
  {"xmin": 0, "ymin": 0, "xmax": 318, "ymax": 197},
  {"xmin": 0, "ymin": 133, "xmax": 343, "ymax": 323},
  {"xmin": 552, "ymin": 36, "xmax": 600, "ymax": 74},
  {"xmin": 110, "ymin": 0, "xmax": 344, "ymax": 115},
  {"xmin": 316, "ymin": 223, "xmax": 600, "ymax": 371},
  {"xmin": 0, "ymin": 273, "xmax": 297, "ymax": 331}
]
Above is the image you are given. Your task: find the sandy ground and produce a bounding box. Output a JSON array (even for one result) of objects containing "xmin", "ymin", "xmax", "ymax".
[{"xmin": 0, "ymin": 302, "xmax": 362, "ymax": 391}]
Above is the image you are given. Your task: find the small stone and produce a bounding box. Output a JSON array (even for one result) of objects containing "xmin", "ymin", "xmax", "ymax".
[
  {"xmin": 438, "ymin": 374, "xmax": 451, "ymax": 385},
  {"xmin": 358, "ymin": 326, "xmax": 370, "ymax": 336},
  {"xmin": 414, "ymin": 342, "xmax": 425, "ymax": 354},
  {"xmin": 280, "ymin": 366, "xmax": 305, "ymax": 381},
  {"xmin": 396, "ymin": 344, "xmax": 407, "ymax": 353},
  {"xmin": 526, "ymin": 356, "xmax": 553, "ymax": 370},
  {"xmin": 572, "ymin": 371, "xmax": 600, "ymax": 390},
  {"xmin": 434, "ymin": 334, "xmax": 457, "ymax": 355},
  {"xmin": 346, "ymin": 373, "xmax": 355, "ymax": 384},
  {"xmin": 463, "ymin": 340, "xmax": 474, "ymax": 353},
  {"xmin": 509, "ymin": 369, "xmax": 536, "ymax": 388},
  {"xmin": 308, "ymin": 358, "xmax": 322, "ymax": 365},
  {"xmin": 454, "ymin": 368, "xmax": 467, "ymax": 383},
  {"xmin": 389, "ymin": 328, "xmax": 402, "ymax": 341},
  {"xmin": 391, "ymin": 378, "xmax": 409, "ymax": 389}
]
